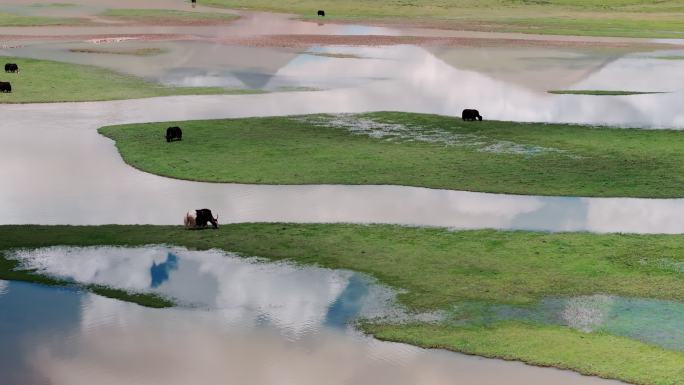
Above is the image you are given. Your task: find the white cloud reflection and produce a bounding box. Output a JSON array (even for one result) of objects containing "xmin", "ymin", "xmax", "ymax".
[{"xmin": 27, "ymin": 294, "xmax": 622, "ymax": 385}]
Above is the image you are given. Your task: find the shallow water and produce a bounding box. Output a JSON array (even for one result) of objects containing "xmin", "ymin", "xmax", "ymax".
[
  {"xmin": 0, "ymin": 277, "xmax": 626, "ymax": 385},
  {"xmin": 0, "ymin": 2, "xmax": 682, "ymax": 383},
  {"xmin": 2, "ymin": 42, "xmax": 684, "ymax": 235},
  {"xmin": 9, "ymin": 246, "xmax": 406, "ymax": 330},
  {"xmin": 2, "ymin": 93, "xmax": 684, "ymax": 233},
  {"xmin": 453, "ymin": 295, "xmax": 684, "ymax": 352}
]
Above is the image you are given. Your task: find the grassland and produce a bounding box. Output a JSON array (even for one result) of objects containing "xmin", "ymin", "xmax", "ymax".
[
  {"xmin": 364, "ymin": 322, "xmax": 684, "ymax": 385},
  {"xmin": 100, "ymin": 9, "xmax": 239, "ymax": 24},
  {"xmin": 101, "ymin": 112, "xmax": 684, "ymax": 198},
  {"xmin": 1, "ymin": 224, "xmax": 683, "ymax": 384},
  {"xmin": 548, "ymin": 90, "xmax": 664, "ymax": 95},
  {"xmin": 28, "ymin": 3, "xmax": 77, "ymax": 7},
  {"xmin": 68, "ymin": 47, "xmax": 168, "ymax": 56},
  {"xmin": 0, "ymin": 11, "xmax": 81, "ymax": 26},
  {"xmin": 202, "ymin": 0, "xmax": 684, "ymax": 38},
  {"xmin": 0, "ymin": 57, "xmax": 261, "ymax": 103}
]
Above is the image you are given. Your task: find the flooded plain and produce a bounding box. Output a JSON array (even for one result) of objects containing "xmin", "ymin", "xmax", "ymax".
[
  {"xmin": 0, "ymin": 270, "xmax": 625, "ymax": 385},
  {"xmin": 1, "ymin": 1, "xmax": 684, "ymax": 384},
  {"xmin": 451, "ymin": 296, "xmax": 684, "ymax": 352},
  {"xmin": 2, "ymin": 40, "xmax": 684, "ymax": 232},
  {"xmin": 2, "ymin": 89, "xmax": 684, "ymax": 232}
]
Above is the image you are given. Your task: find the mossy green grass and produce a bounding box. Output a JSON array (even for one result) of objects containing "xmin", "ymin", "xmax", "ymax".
[
  {"xmin": 1, "ymin": 224, "xmax": 683, "ymax": 384},
  {"xmin": 100, "ymin": 9, "xmax": 239, "ymax": 24},
  {"xmin": 5, "ymin": 224, "xmax": 684, "ymax": 308},
  {"xmin": 202, "ymin": 0, "xmax": 684, "ymax": 38},
  {"xmin": 363, "ymin": 322, "xmax": 684, "ymax": 385},
  {"xmin": 0, "ymin": 57, "xmax": 262, "ymax": 103},
  {"xmin": 67, "ymin": 47, "xmax": 168, "ymax": 56},
  {"xmin": 101, "ymin": 112, "xmax": 684, "ymax": 198},
  {"xmin": 548, "ymin": 90, "xmax": 664, "ymax": 95},
  {"xmin": 28, "ymin": 3, "xmax": 77, "ymax": 7},
  {"xmin": 0, "ymin": 11, "xmax": 81, "ymax": 26}
]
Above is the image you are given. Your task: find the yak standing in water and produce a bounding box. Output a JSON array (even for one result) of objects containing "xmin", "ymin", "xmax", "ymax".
[
  {"xmin": 462, "ymin": 109, "xmax": 483, "ymax": 121},
  {"xmin": 184, "ymin": 209, "xmax": 219, "ymax": 229},
  {"xmin": 166, "ymin": 126, "xmax": 182, "ymax": 142},
  {"xmin": 0, "ymin": 82, "xmax": 11, "ymax": 93},
  {"xmin": 4, "ymin": 63, "xmax": 18, "ymax": 73}
]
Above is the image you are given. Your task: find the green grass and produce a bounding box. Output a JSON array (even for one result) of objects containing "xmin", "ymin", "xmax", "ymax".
[
  {"xmin": 1, "ymin": 224, "xmax": 683, "ymax": 384},
  {"xmin": 100, "ymin": 9, "xmax": 239, "ymax": 24},
  {"xmin": 306, "ymin": 52, "xmax": 364, "ymax": 59},
  {"xmin": 202, "ymin": 0, "xmax": 684, "ymax": 38},
  {"xmin": 0, "ymin": 11, "xmax": 81, "ymax": 26},
  {"xmin": 28, "ymin": 3, "xmax": 77, "ymax": 7},
  {"xmin": 101, "ymin": 112, "xmax": 684, "ymax": 198},
  {"xmin": 3, "ymin": 224, "xmax": 684, "ymax": 308},
  {"xmin": 68, "ymin": 47, "xmax": 168, "ymax": 56},
  {"xmin": 363, "ymin": 322, "xmax": 684, "ymax": 385},
  {"xmin": 0, "ymin": 57, "xmax": 262, "ymax": 103},
  {"xmin": 655, "ymin": 56, "xmax": 684, "ymax": 60},
  {"xmin": 548, "ymin": 90, "xmax": 664, "ymax": 95}
]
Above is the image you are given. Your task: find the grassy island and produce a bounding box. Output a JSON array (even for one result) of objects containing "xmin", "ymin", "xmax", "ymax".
[{"xmin": 101, "ymin": 112, "xmax": 684, "ymax": 198}]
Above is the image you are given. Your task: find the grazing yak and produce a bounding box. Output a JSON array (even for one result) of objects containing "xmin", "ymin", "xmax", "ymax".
[
  {"xmin": 0, "ymin": 82, "xmax": 11, "ymax": 93},
  {"xmin": 4, "ymin": 63, "xmax": 18, "ymax": 73},
  {"xmin": 184, "ymin": 209, "xmax": 219, "ymax": 229},
  {"xmin": 166, "ymin": 126, "xmax": 182, "ymax": 142},
  {"xmin": 317, "ymin": 10, "xmax": 325, "ymax": 17},
  {"xmin": 462, "ymin": 109, "xmax": 482, "ymax": 121}
]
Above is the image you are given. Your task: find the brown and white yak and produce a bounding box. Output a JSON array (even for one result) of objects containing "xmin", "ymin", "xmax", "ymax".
[{"xmin": 184, "ymin": 209, "xmax": 219, "ymax": 229}]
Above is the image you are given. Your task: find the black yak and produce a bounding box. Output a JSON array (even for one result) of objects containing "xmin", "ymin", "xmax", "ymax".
[
  {"xmin": 462, "ymin": 109, "xmax": 482, "ymax": 121},
  {"xmin": 0, "ymin": 82, "xmax": 11, "ymax": 93},
  {"xmin": 4, "ymin": 63, "xmax": 18, "ymax": 73},
  {"xmin": 317, "ymin": 10, "xmax": 325, "ymax": 17},
  {"xmin": 184, "ymin": 209, "xmax": 218, "ymax": 229},
  {"xmin": 166, "ymin": 126, "xmax": 182, "ymax": 142}
]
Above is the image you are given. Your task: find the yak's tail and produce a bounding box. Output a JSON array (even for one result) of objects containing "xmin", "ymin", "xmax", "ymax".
[{"xmin": 184, "ymin": 212, "xmax": 195, "ymax": 228}]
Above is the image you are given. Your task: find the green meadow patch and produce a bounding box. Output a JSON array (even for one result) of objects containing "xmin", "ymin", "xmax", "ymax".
[
  {"xmin": 202, "ymin": 0, "xmax": 684, "ymax": 38},
  {"xmin": 67, "ymin": 47, "xmax": 168, "ymax": 56},
  {"xmin": 100, "ymin": 9, "xmax": 239, "ymax": 24},
  {"xmin": 0, "ymin": 57, "xmax": 261, "ymax": 103},
  {"xmin": 548, "ymin": 90, "xmax": 665, "ymax": 95},
  {"xmin": 101, "ymin": 112, "xmax": 684, "ymax": 198},
  {"xmin": 0, "ymin": 11, "xmax": 81, "ymax": 26}
]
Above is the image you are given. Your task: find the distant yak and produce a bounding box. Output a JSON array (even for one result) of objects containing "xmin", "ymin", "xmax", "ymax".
[
  {"xmin": 184, "ymin": 209, "xmax": 219, "ymax": 229},
  {"xmin": 317, "ymin": 10, "xmax": 325, "ymax": 17},
  {"xmin": 0, "ymin": 82, "xmax": 11, "ymax": 93},
  {"xmin": 462, "ymin": 109, "xmax": 482, "ymax": 121},
  {"xmin": 166, "ymin": 126, "xmax": 182, "ymax": 142},
  {"xmin": 4, "ymin": 63, "xmax": 18, "ymax": 73}
]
